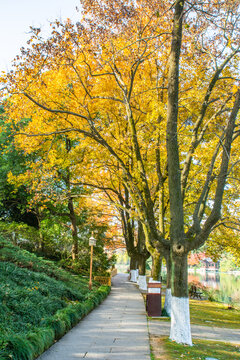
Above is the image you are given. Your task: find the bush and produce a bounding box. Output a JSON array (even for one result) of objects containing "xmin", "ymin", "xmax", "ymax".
[
  {"xmin": 161, "ymin": 308, "xmax": 170, "ymax": 317},
  {"xmin": 0, "ymin": 285, "xmax": 110, "ymax": 359},
  {"xmin": 4, "ymin": 335, "xmax": 35, "ymax": 360}
]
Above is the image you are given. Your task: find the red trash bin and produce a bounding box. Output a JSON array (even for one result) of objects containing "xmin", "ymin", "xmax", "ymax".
[{"xmin": 146, "ymin": 282, "xmax": 161, "ymax": 317}]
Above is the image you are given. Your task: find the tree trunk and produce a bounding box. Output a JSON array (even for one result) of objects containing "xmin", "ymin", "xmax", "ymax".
[
  {"xmin": 130, "ymin": 255, "xmax": 138, "ymax": 270},
  {"xmin": 63, "ymin": 137, "xmax": 79, "ymax": 261},
  {"xmin": 164, "ymin": 252, "xmax": 172, "ymax": 316},
  {"xmin": 129, "ymin": 254, "xmax": 138, "ymax": 282},
  {"xmin": 68, "ymin": 196, "xmax": 78, "ymax": 261},
  {"xmin": 11, "ymin": 232, "xmax": 18, "ymax": 245},
  {"xmin": 39, "ymin": 228, "xmax": 44, "ymax": 253},
  {"xmin": 166, "ymin": 0, "xmax": 192, "ymax": 345},
  {"xmin": 37, "ymin": 211, "xmax": 44, "ymax": 252},
  {"xmin": 170, "ymin": 250, "xmax": 192, "ymax": 345},
  {"xmin": 138, "ymin": 254, "xmax": 147, "ymax": 291},
  {"xmin": 138, "ymin": 254, "xmax": 146, "ymax": 275},
  {"xmin": 151, "ymin": 252, "xmax": 162, "ymax": 281}
]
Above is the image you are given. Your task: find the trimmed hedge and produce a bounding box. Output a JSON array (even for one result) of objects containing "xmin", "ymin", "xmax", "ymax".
[{"xmin": 0, "ymin": 285, "xmax": 110, "ymax": 360}]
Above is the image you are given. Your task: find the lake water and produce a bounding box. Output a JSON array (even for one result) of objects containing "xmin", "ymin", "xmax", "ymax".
[
  {"xmin": 116, "ymin": 264, "xmax": 240, "ymax": 306},
  {"xmin": 188, "ymin": 271, "xmax": 240, "ymax": 306}
]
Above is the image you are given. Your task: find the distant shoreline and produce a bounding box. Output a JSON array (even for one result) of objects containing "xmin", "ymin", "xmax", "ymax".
[{"xmin": 188, "ymin": 268, "xmax": 240, "ymax": 275}]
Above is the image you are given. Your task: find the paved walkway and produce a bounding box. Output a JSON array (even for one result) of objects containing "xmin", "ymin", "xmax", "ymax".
[
  {"xmin": 37, "ymin": 273, "xmax": 150, "ymax": 360},
  {"xmin": 148, "ymin": 319, "xmax": 240, "ymax": 344},
  {"xmin": 37, "ymin": 273, "xmax": 240, "ymax": 360}
]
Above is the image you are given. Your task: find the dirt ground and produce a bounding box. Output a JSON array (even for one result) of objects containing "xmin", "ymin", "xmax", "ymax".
[{"xmin": 149, "ymin": 335, "xmax": 171, "ymax": 360}]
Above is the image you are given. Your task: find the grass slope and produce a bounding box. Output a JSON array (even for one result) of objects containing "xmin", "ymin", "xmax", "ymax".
[{"xmin": 0, "ymin": 237, "xmax": 110, "ymax": 360}]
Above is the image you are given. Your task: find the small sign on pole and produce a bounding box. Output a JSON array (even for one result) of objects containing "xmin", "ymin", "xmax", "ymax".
[
  {"xmin": 89, "ymin": 233, "xmax": 96, "ymax": 290},
  {"xmin": 89, "ymin": 236, "xmax": 96, "ymax": 246}
]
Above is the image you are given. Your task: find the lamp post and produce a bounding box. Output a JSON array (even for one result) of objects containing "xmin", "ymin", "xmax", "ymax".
[{"xmin": 89, "ymin": 233, "xmax": 96, "ymax": 290}]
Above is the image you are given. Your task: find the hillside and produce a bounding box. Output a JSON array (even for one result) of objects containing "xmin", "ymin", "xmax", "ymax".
[{"xmin": 0, "ymin": 237, "xmax": 110, "ymax": 360}]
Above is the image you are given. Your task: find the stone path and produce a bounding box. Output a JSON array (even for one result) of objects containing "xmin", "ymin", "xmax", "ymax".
[{"xmin": 37, "ymin": 273, "xmax": 150, "ymax": 360}]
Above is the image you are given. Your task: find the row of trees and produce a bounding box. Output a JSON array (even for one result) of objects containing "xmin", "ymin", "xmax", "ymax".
[
  {"xmin": 0, "ymin": 0, "xmax": 239, "ymax": 346},
  {"xmin": 0, "ymin": 106, "xmax": 116, "ymax": 273}
]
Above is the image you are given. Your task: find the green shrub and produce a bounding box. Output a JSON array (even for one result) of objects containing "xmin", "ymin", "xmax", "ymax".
[
  {"xmin": 161, "ymin": 308, "xmax": 170, "ymax": 317},
  {"xmin": 32, "ymin": 328, "xmax": 55, "ymax": 353},
  {"xmin": 4, "ymin": 335, "xmax": 34, "ymax": 360},
  {"xmin": 0, "ymin": 238, "xmax": 73, "ymax": 283},
  {"xmin": 40, "ymin": 317, "xmax": 67, "ymax": 340},
  {"xmin": 25, "ymin": 332, "xmax": 45, "ymax": 357},
  {"xmin": 0, "ymin": 238, "xmax": 111, "ymax": 359}
]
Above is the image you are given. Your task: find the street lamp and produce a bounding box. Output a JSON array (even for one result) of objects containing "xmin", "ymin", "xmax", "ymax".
[{"xmin": 89, "ymin": 233, "xmax": 96, "ymax": 290}]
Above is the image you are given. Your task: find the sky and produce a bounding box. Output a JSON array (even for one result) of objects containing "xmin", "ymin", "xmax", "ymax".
[{"xmin": 0, "ymin": 0, "xmax": 81, "ymax": 72}]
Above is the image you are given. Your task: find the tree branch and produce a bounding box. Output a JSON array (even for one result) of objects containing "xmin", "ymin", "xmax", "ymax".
[
  {"xmin": 188, "ymin": 89, "xmax": 240, "ymax": 250},
  {"xmin": 23, "ymin": 92, "xmax": 88, "ymax": 120}
]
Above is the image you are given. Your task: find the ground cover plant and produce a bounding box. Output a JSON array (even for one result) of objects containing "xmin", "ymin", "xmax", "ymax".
[
  {"xmin": 0, "ymin": 238, "xmax": 74, "ymax": 282},
  {"xmin": 0, "ymin": 237, "xmax": 110, "ymax": 359}
]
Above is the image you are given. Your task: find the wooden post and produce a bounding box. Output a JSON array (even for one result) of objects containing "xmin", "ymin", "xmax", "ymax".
[{"xmin": 89, "ymin": 245, "xmax": 93, "ymax": 290}]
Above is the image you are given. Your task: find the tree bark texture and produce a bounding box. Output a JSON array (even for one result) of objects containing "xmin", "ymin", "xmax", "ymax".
[
  {"xmin": 166, "ymin": 0, "xmax": 185, "ymax": 245},
  {"xmin": 171, "ymin": 250, "xmax": 188, "ymax": 298},
  {"xmin": 130, "ymin": 254, "xmax": 138, "ymax": 270},
  {"xmin": 138, "ymin": 254, "xmax": 146, "ymax": 276},
  {"xmin": 151, "ymin": 252, "xmax": 162, "ymax": 281},
  {"xmin": 165, "ymin": 0, "xmax": 193, "ymax": 345},
  {"xmin": 164, "ymin": 252, "xmax": 172, "ymax": 315}
]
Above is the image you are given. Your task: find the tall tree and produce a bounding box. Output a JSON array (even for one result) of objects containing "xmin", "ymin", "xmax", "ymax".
[
  {"xmin": 7, "ymin": 132, "xmax": 91, "ymax": 260},
  {"xmin": 1, "ymin": 0, "xmax": 240, "ymax": 345},
  {"xmin": 75, "ymin": 165, "xmax": 151, "ymax": 285},
  {"xmin": 0, "ymin": 108, "xmax": 38, "ymax": 228}
]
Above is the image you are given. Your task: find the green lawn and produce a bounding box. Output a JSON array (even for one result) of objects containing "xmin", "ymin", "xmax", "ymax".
[
  {"xmin": 190, "ymin": 299, "xmax": 240, "ymax": 329},
  {"xmin": 150, "ymin": 294, "xmax": 240, "ymax": 329},
  {"xmin": 150, "ymin": 295, "xmax": 240, "ymax": 359},
  {"xmin": 151, "ymin": 336, "xmax": 240, "ymax": 360},
  {"xmin": 165, "ymin": 337, "xmax": 240, "ymax": 360}
]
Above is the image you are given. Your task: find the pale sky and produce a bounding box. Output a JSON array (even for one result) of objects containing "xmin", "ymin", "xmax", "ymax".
[{"xmin": 0, "ymin": 0, "xmax": 81, "ymax": 72}]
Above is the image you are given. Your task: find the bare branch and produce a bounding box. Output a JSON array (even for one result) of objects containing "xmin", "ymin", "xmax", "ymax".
[
  {"xmin": 23, "ymin": 92, "xmax": 88, "ymax": 120},
  {"xmin": 70, "ymin": 181, "xmax": 120, "ymax": 196},
  {"xmin": 188, "ymin": 89, "xmax": 240, "ymax": 250},
  {"xmin": 181, "ymin": 94, "xmax": 233, "ymax": 200}
]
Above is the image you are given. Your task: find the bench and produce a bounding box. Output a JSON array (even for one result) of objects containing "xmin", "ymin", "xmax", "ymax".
[{"xmin": 189, "ymin": 285, "xmax": 203, "ymax": 299}]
